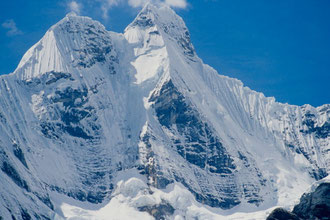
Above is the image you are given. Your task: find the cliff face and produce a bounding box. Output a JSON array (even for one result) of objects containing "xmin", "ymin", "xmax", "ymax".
[
  {"xmin": 292, "ymin": 182, "xmax": 330, "ymax": 219},
  {"xmin": 0, "ymin": 4, "xmax": 328, "ymax": 219},
  {"xmin": 267, "ymin": 178, "xmax": 330, "ymax": 220}
]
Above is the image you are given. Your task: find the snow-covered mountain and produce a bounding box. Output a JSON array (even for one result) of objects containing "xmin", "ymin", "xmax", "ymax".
[{"xmin": 0, "ymin": 3, "xmax": 329, "ymax": 219}]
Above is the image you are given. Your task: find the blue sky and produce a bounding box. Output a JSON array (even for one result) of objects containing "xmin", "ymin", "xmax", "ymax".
[{"xmin": 1, "ymin": 0, "xmax": 329, "ymax": 107}]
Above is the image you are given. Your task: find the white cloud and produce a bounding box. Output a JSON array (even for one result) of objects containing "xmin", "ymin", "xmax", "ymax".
[
  {"xmin": 99, "ymin": 0, "xmax": 122, "ymax": 19},
  {"xmin": 71, "ymin": 0, "xmax": 188, "ymax": 20},
  {"xmin": 68, "ymin": 1, "xmax": 81, "ymax": 14},
  {"xmin": 128, "ymin": 0, "xmax": 149, "ymax": 8},
  {"xmin": 127, "ymin": 0, "xmax": 187, "ymax": 8},
  {"xmin": 2, "ymin": 19, "xmax": 23, "ymax": 36},
  {"xmin": 164, "ymin": 0, "xmax": 187, "ymax": 8}
]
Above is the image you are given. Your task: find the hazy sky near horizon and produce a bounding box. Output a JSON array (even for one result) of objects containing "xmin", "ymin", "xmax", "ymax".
[{"xmin": 0, "ymin": 0, "xmax": 329, "ymax": 107}]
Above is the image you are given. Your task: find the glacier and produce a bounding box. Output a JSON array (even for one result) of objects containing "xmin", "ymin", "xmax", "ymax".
[{"xmin": 0, "ymin": 3, "xmax": 329, "ymax": 220}]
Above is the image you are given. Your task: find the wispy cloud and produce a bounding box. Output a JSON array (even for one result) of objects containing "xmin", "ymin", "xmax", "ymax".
[
  {"xmin": 128, "ymin": 0, "xmax": 187, "ymax": 8},
  {"xmin": 164, "ymin": 0, "xmax": 187, "ymax": 9},
  {"xmin": 128, "ymin": 0, "xmax": 148, "ymax": 8},
  {"xmin": 68, "ymin": 1, "xmax": 82, "ymax": 14},
  {"xmin": 65, "ymin": 0, "xmax": 189, "ymax": 20},
  {"xmin": 98, "ymin": 0, "xmax": 188, "ymax": 19},
  {"xmin": 2, "ymin": 19, "xmax": 23, "ymax": 36},
  {"xmin": 99, "ymin": 0, "xmax": 122, "ymax": 19}
]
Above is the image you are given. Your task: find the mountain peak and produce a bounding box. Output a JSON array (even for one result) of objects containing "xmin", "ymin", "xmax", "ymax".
[
  {"xmin": 125, "ymin": 2, "xmax": 195, "ymax": 58},
  {"xmin": 50, "ymin": 13, "xmax": 106, "ymax": 35},
  {"xmin": 65, "ymin": 11, "xmax": 78, "ymax": 17},
  {"xmin": 128, "ymin": 3, "xmax": 181, "ymax": 29},
  {"xmin": 15, "ymin": 14, "xmax": 116, "ymax": 80}
]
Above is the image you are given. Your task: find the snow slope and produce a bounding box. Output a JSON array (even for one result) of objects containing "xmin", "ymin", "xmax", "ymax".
[{"xmin": 0, "ymin": 3, "xmax": 329, "ymax": 220}]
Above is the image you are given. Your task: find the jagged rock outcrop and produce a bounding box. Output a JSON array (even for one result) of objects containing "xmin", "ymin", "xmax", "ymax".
[
  {"xmin": 267, "ymin": 180, "xmax": 330, "ymax": 220},
  {"xmin": 266, "ymin": 208, "xmax": 300, "ymax": 220},
  {"xmin": 292, "ymin": 182, "xmax": 330, "ymax": 219}
]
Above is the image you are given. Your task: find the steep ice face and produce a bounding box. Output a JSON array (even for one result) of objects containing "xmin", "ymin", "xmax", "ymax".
[
  {"xmin": 124, "ymin": 3, "xmax": 195, "ymax": 86},
  {"xmin": 124, "ymin": 4, "xmax": 329, "ymax": 211},
  {"xmin": 125, "ymin": 3, "xmax": 195, "ymax": 59},
  {"xmin": 144, "ymin": 80, "xmax": 271, "ymax": 209},
  {"xmin": 0, "ymin": 12, "xmax": 129, "ymax": 219},
  {"xmin": 0, "ymin": 3, "xmax": 329, "ymax": 220},
  {"xmin": 15, "ymin": 13, "xmax": 118, "ymax": 80}
]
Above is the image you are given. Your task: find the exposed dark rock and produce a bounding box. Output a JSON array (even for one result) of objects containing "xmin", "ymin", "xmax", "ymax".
[
  {"xmin": 132, "ymin": 9, "xmax": 154, "ymax": 28},
  {"xmin": 150, "ymin": 80, "xmax": 235, "ymax": 174},
  {"xmin": 149, "ymin": 80, "xmax": 252, "ymax": 209},
  {"xmin": 13, "ymin": 142, "xmax": 28, "ymax": 169},
  {"xmin": 40, "ymin": 86, "xmax": 99, "ymax": 140},
  {"xmin": 1, "ymin": 161, "xmax": 30, "ymax": 191},
  {"xmin": 266, "ymin": 208, "xmax": 300, "ymax": 220},
  {"xmin": 177, "ymin": 30, "xmax": 195, "ymax": 57},
  {"xmin": 267, "ymin": 182, "xmax": 330, "ymax": 220},
  {"xmin": 60, "ymin": 188, "xmax": 106, "ymax": 204},
  {"xmin": 87, "ymin": 191, "xmax": 106, "ymax": 204},
  {"xmin": 21, "ymin": 71, "xmax": 72, "ymax": 87},
  {"xmin": 173, "ymin": 174, "xmax": 241, "ymax": 209},
  {"xmin": 40, "ymin": 122, "xmax": 59, "ymax": 139},
  {"xmin": 311, "ymin": 168, "xmax": 328, "ymax": 181},
  {"xmin": 60, "ymin": 123, "xmax": 93, "ymax": 139},
  {"xmin": 138, "ymin": 130, "xmax": 174, "ymax": 189},
  {"xmin": 52, "ymin": 86, "xmax": 88, "ymax": 107},
  {"xmin": 5, "ymin": 208, "xmax": 15, "ymax": 220},
  {"xmin": 0, "ymin": 111, "xmax": 7, "ymax": 124},
  {"xmin": 300, "ymin": 112, "xmax": 329, "ymax": 139},
  {"xmin": 315, "ymin": 122, "xmax": 330, "ymax": 139},
  {"xmin": 286, "ymin": 142, "xmax": 328, "ymax": 181},
  {"xmin": 161, "ymin": 22, "xmax": 195, "ymax": 58},
  {"xmin": 35, "ymin": 193, "xmax": 54, "ymax": 210},
  {"xmin": 138, "ymin": 202, "xmax": 175, "ymax": 220},
  {"xmin": 20, "ymin": 209, "xmax": 31, "ymax": 220},
  {"xmin": 292, "ymin": 182, "xmax": 330, "ymax": 220},
  {"xmin": 67, "ymin": 189, "xmax": 87, "ymax": 202},
  {"xmin": 44, "ymin": 71, "xmax": 72, "ymax": 85},
  {"xmin": 58, "ymin": 19, "xmax": 117, "ymax": 69}
]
